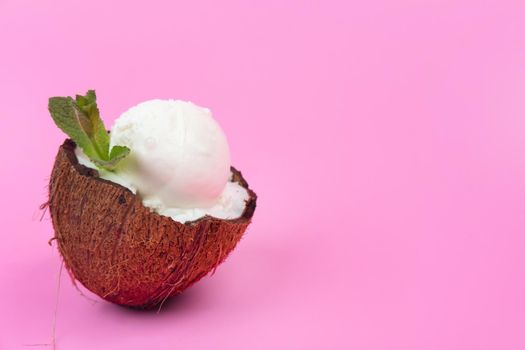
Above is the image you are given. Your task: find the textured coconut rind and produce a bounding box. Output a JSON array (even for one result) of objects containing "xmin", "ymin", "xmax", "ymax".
[{"xmin": 49, "ymin": 139, "xmax": 257, "ymax": 308}]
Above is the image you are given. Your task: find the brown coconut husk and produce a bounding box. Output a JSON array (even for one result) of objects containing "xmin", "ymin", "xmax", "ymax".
[{"xmin": 48, "ymin": 139, "xmax": 257, "ymax": 309}]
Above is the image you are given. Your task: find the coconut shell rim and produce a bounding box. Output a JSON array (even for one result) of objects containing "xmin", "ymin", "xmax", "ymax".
[{"xmin": 59, "ymin": 139, "xmax": 257, "ymax": 226}]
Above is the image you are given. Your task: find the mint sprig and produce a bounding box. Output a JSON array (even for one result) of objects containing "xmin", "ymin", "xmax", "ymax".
[{"xmin": 48, "ymin": 90, "xmax": 130, "ymax": 171}]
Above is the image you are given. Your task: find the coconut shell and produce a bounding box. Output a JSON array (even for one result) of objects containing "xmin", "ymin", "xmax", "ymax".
[{"xmin": 48, "ymin": 139, "xmax": 257, "ymax": 308}]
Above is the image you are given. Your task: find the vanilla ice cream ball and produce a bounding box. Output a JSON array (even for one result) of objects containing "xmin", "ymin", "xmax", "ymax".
[{"xmin": 109, "ymin": 100, "xmax": 231, "ymax": 209}]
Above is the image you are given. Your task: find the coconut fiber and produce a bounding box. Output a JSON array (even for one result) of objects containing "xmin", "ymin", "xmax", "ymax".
[{"xmin": 48, "ymin": 139, "xmax": 257, "ymax": 308}]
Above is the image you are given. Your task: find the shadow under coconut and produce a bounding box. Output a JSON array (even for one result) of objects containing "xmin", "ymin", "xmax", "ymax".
[{"xmin": 97, "ymin": 284, "xmax": 210, "ymax": 317}]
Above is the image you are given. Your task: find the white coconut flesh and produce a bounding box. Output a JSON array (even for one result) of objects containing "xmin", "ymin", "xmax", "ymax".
[{"xmin": 74, "ymin": 99, "xmax": 250, "ymax": 224}]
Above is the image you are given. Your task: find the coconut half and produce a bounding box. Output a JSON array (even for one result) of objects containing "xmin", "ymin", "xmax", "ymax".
[{"xmin": 48, "ymin": 139, "xmax": 257, "ymax": 308}]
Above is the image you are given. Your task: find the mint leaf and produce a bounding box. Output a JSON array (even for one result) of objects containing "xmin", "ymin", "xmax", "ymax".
[
  {"xmin": 48, "ymin": 97, "xmax": 101, "ymax": 160},
  {"xmin": 75, "ymin": 90, "xmax": 110, "ymax": 159},
  {"xmin": 48, "ymin": 90, "xmax": 130, "ymax": 171},
  {"xmin": 109, "ymin": 145, "xmax": 130, "ymax": 160},
  {"xmin": 93, "ymin": 145, "xmax": 131, "ymax": 170}
]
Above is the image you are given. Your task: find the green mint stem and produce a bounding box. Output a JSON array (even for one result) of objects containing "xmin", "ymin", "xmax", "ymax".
[{"xmin": 48, "ymin": 90, "xmax": 130, "ymax": 171}]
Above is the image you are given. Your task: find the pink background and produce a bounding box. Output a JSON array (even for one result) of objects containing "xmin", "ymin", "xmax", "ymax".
[{"xmin": 1, "ymin": 0, "xmax": 525, "ymax": 349}]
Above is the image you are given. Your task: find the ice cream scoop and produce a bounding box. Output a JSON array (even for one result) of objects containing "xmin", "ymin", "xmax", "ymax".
[{"xmin": 110, "ymin": 99, "xmax": 231, "ymax": 209}]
